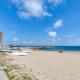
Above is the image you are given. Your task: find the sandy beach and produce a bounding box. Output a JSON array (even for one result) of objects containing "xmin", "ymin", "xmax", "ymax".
[{"xmin": 4, "ymin": 50, "xmax": 80, "ymax": 80}]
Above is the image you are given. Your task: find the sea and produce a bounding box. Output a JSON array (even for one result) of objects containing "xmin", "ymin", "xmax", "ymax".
[{"xmin": 41, "ymin": 46, "xmax": 80, "ymax": 51}]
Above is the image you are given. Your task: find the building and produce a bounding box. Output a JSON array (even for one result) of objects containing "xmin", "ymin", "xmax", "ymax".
[{"xmin": 0, "ymin": 32, "xmax": 3, "ymax": 47}]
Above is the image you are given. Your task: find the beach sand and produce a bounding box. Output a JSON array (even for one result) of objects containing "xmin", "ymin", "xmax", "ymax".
[{"xmin": 6, "ymin": 50, "xmax": 80, "ymax": 80}]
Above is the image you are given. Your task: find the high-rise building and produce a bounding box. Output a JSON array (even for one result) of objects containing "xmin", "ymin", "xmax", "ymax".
[{"xmin": 0, "ymin": 32, "xmax": 3, "ymax": 44}]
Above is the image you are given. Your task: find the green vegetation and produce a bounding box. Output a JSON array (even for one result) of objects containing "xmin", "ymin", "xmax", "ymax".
[{"xmin": 0, "ymin": 52, "xmax": 38, "ymax": 80}]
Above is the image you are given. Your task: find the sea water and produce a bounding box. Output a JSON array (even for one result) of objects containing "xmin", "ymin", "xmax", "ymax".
[{"xmin": 42, "ymin": 46, "xmax": 80, "ymax": 51}]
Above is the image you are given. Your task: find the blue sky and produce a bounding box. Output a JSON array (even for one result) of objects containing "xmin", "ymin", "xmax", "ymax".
[{"xmin": 0, "ymin": 0, "xmax": 80, "ymax": 46}]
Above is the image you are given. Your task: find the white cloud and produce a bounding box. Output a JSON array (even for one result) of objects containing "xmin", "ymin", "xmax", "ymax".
[
  {"xmin": 13, "ymin": 37, "xmax": 19, "ymax": 41},
  {"xmin": 18, "ymin": 11, "xmax": 30, "ymax": 19},
  {"xmin": 76, "ymin": 39, "xmax": 80, "ymax": 42},
  {"xmin": 48, "ymin": 0, "xmax": 64, "ymax": 6},
  {"xmin": 54, "ymin": 19, "xmax": 63, "ymax": 28},
  {"xmin": 48, "ymin": 31, "xmax": 57, "ymax": 38},
  {"xmin": 10, "ymin": 0, "xmax": 65, "ymax": 18},
  {"xmin": 23, "ymin": 0, "xmax": 52, "ymax": 17},
  {"xmin": 11, "ymin": 0, "xmax": 52, "ymax": 18}
]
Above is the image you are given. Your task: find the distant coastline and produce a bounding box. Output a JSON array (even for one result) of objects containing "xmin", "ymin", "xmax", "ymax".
[{"xmin": 8, "ymin": 46, "xmax": 80, "ymax": 51}]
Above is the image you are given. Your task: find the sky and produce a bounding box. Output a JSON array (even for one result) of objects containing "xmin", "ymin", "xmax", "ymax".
[{"xmin": 0, "ymin": 0, "xmax": 80, "ymax": 46}]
